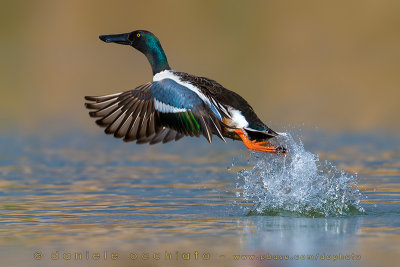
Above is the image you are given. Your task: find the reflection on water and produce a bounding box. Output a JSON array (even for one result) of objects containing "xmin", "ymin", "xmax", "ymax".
[
  {"xmin": 0, "ymin": 130, "xmax": 399, "ymax": 266},
  {"xmin": 241, "ymin": 216, "xmax": 364, "ymax": 267}
]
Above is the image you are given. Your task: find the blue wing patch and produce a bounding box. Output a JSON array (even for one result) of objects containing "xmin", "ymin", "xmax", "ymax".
[
  {"xmin": 151, "ymin": 79, "xmax": 202, "ymax": 110},
  {"xmin": 150, "ymin": 79, "xmax": 222, "ymax": 119}
]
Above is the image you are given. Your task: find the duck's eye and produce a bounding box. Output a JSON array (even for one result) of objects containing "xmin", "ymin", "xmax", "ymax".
[{"xmin": 137, "ymin": 33, "xmax": 141, "ymax": 38}]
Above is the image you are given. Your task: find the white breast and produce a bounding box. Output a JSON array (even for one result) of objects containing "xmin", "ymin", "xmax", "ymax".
[{"xmin": 229, "ymin": 107, "xmax": 249, "ymax": 128}]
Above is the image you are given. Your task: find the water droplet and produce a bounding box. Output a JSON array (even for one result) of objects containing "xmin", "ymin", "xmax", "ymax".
[{"xmin": 234, "ymin": 133, "xmax": 365, "ymax": 217}]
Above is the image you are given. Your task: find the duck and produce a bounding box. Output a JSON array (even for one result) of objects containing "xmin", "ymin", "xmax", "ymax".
[{"xmin": 85, "ymin": 30, "xmax": 286, "ymax": 154}]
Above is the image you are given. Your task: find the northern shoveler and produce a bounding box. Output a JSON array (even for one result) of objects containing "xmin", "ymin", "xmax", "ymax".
[{"xmin": 85, "ymin": 30, "xmax": 286, "ymax": 154}]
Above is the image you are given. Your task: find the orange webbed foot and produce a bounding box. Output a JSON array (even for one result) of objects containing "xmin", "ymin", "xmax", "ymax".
[
  {"xmin": 234, "ymin": 129, "xmax": 286, "ymax": 154},
  {"xmin": 252, "ymin": 140, "xmax": 271, "ymax": 146}
]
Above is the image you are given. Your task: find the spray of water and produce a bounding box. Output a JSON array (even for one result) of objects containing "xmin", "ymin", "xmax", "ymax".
[{"xmin": 234, "ymin": 133, "xmax": 365, "ymax": 217}]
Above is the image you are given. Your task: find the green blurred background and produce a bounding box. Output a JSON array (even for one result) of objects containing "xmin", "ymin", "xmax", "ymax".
[{"xmin": 1, "ymin": 0, "xmax": 399, "ymax": 134}]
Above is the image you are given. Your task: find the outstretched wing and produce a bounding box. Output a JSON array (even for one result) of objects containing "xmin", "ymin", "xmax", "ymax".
[{"xmin": 84, "ymin": 80, "xmax": 225, "ymax": 144}]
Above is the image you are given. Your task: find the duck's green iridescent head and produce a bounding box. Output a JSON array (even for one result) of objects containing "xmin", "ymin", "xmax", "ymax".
[{"xmin": 99, "ymin": 30, "xmax": 170, "ymax": 75}]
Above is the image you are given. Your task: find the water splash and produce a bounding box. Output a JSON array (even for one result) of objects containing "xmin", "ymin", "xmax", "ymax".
[{"xmin": 234, "ymin": 133, "xmax": 365, "ymax": 217}]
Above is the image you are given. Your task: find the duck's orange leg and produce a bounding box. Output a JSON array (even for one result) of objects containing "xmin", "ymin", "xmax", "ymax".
[{"xmin": 234, "ymin": 129, "xmax": 286, "ymax": 154}]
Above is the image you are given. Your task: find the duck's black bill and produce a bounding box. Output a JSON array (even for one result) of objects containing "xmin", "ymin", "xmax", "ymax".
[{"xmin": 99, "ymin": 33, "xmax": 131, "ymax": 45}]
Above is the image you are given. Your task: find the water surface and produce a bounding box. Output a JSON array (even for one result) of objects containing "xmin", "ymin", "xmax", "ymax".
[{"xmin": 0, "ymin": 130, "xmax": 399, "ymax": 267}]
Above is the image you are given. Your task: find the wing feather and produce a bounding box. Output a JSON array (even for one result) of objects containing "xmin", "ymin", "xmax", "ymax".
[
  {"xmin": 114, "ymin": 114, "xmax": 133, "ymax": 138},
  {"xmin": 95, "ymin": 106, "xmax": 122, "ymax": 126},
  {"xmin": 124, "ymin": 115, "xmax": 141, "ymax": 142},
  {"xmin": 85, "ymin": 79, "xmax": 227, "ymax": 145},
  {"xmin": 85, "ymin": 93, "xmax": 121, "ymax": 102},
  {"xmin": 163, "ymin": 129, "xmax": 177, "ymax": 143},
  {"xmin": 89, "ymin": 102, "xmax": 119, "ymax": 117}
]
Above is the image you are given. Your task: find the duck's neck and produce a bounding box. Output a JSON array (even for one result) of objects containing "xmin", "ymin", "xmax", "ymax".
[{"xmin": 144, "ymin": 42, "xmax": 170, "ymax": 75}]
